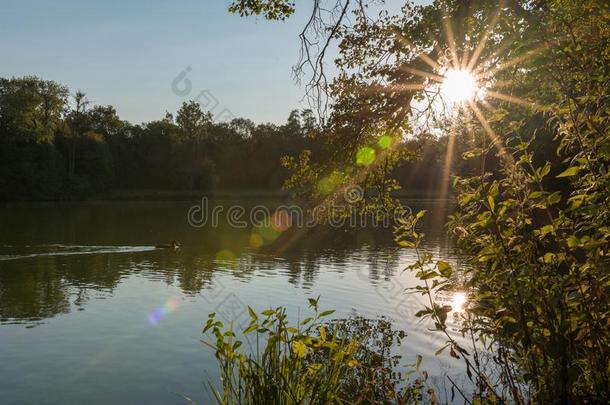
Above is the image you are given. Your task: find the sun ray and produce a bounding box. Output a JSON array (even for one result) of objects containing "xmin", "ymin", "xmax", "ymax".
[
  {"xmin": 473, "ymin": 33, "xmax": 519, "ymax": 75},
  {"xmin": 479, "ymin": 99, "xmax": 498, "ymax": 114},
  {"xmin": 393, "ymin": 32, "xmax": 442, "ymax": 71},
  {"xmin": 485, "ymin": 90, "xmax": 541, "ymax": 110},
  {"xmin": 442, "ymin": 14, "xmax": 460, "ymax": 69},
  {"xmin": 460, "ymin": 41, "xmax": 470, "ymax": 71},
  {"xmin": 440, "ymin": 124, "xmax": 457, "ymax": 201},
  {"xmin": 486, "ymin": 77, "xmax": 519, "ymax": 89},
  {"xmin": 361, "ymin": 82, "xmax": 427, "ymax": 96},
  {"xmin": 428, "ymin": 121, "xmax": 458, "ymax": 232},
  {"xmin": 466, "ymin": 0, "xmax": 504, "ymax": 72},
  {"xmin": 480, "ymin": 44, "xmax": 548, "ymax": 79},
  {"xmin": 469, "ymin": 101, "xmax": 513, "ymax": 165},
  {"xmin": 400, "ymin": 66, "xmax": 445, "ymax": 83},
  {"xmin": 393, "ymin": 83, "xmax": 428, "ymax": 92}
]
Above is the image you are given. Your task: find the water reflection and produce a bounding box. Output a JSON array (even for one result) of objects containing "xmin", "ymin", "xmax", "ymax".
[
  {"xmin": 451, "ymin": 292, "xmax": 468, "ymax": 313},
  {"xmin": 0, "ymin": 244, "xmax": 415, "ymax": 323},
  {"xmin": 0, "ymin": 199, "xmax": 467, "ymax": 404},
  {"xmin": 0, "ymin": 199, "xmax": 460, "ymax": 324}
]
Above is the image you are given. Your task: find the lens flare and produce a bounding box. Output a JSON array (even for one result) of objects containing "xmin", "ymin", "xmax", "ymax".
[
  {"xmin": 259, "ymin": 225, "xmax": 280, "ymax": 242},
  {"xmin": 356, "ymin": 147, "xmax": 376, "ymax": 166},
  {"xmin": 249, "ymin": 232, "xmax": 264, "ymax": 248},
  {"xmin": 317, "ymin": 171, "xmax": 344, "ymax": 195},
  {"xmin": 378, "ymin": 135, "xmax": 392, "ymax": 149},
  {"xmin": 148, "ymin": 297, "xmax": 180, "ymax": 325},
  {"xmin": 216, "ymin": 249, "xmax": 236, "ymax": 261},
  {"xmin": 271, "ymin": 210, "xmax": 291, "ymax": 232}
]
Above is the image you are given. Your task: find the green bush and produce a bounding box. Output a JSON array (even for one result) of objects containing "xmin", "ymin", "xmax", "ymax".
[{"xmin": 203, "ymin": 298, "xmax": 429, "ymax": 404}]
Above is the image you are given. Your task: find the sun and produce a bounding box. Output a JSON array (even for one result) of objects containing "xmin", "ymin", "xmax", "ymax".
[{"xmin": 440, "ymin": 69, "xmax": 480, "ymax": 105}]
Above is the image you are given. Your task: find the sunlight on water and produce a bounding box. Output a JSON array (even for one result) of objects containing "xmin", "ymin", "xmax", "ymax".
[{"xmin": 451, "ymin": 291, "xmax": 468, "ymax": 313}]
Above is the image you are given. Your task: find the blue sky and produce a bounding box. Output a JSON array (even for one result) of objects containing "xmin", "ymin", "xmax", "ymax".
[{"xmin": 0, "ymin": 1, "xmax": 422, "ymax": 124}]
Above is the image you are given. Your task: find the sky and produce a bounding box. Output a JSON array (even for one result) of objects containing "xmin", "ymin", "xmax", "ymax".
[{"xmin": 0, "ymin": 1, "xmax": 422, "ymax": 125}]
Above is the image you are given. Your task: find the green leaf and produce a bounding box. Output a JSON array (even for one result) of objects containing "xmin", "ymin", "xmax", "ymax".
[
  {"xmin": 415, "ymin": 308, "xmax": 431, "ymax": 318},
  {"xmin": 538, "ymin": 162, "xmax": 551, "ymax": 178},
  {"xmin": 437, "ymin": 261, "xmax": 452, "ymax": 278},
  {"xmin": 539, "ymin": 224, "xmax": 554, "ymax": 236},
  {"xmin": 319, "ymin": 310, "xmax": 335, "ymax": 317},
  {"xmin": 557, "ymin": 166, "xmax": 581, "ymax": 177},
  {"xmin": 542, "ymin": 253, "xmax": 556, "ymax": 263},
  {"xmin": 547, "ymin": 192, "xmax": 561, "ymax": 205},
  {"xmin": 301, "ymin": 317, "xmax": 313, "ymax": 325},
  {"xmin": 398, "ymin": 240, "xmax": 415, "ymax": 248},
  {"xmin": 416, "ymin": 270, "xmax": 438, "ymax": 280},
  {"xmin": 567, "ymin": 235, "xmax": 580, "ymax": 248},
  {"xmin": 435, "ymin": 344, "xmax": 450, "ymax": 356},
  {"xmin": 487, "ymin": 195, "xmax": 495, "ymax": 212},
  {"xmin": 203, "ymin": 319, "xmax": 214, "ymax": 333}
]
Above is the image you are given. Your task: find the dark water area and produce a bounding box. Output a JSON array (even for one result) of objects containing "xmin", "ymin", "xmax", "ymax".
[{"xmin": 0, "ymin": 198, "xmax": 468, "ymax": 404}]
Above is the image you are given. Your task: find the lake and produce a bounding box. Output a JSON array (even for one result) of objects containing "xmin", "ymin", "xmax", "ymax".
[{"xmin": 0, "ymin": 198, "xmax": 468, "ymax": 404}]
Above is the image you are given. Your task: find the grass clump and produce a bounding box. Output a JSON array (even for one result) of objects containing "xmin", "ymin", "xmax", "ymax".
[{"xmin": 203, "ymin": 297, "xmax": 423, "ymax": 404}]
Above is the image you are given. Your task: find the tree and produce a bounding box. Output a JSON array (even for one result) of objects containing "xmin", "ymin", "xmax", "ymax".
[
  {"xmin": 0, "ymin": 77, "xmax": 68, "ymax": 199},
  {"xmin": 173, "ymin": 101, "xmax": 215, "ymax": 190},
  {"xmin": 230, "ymin": 0, "xmax": 610, "ymax": 401}
]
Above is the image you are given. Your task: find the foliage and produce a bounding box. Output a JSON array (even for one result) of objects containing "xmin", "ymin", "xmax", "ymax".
[
  {"xmin": 280, "ymin": 129, "xmax": 413, "ymax": 226},
  {"xmin": 203, "ymin": 298, "xmax": 426, "ymax": 404},
  {"xmin": 0, "ymin": 78, "xmax": 324, "ymax": 200},
  {"xmin": 0, "ymin": 76, "xmax": 478, "ymax": 202},
  {"xmin": 393, "ymin": 1, "xmax": 610, "ymax": 403},
  {"xmin": 228, "ymin": 0, "xmax": 295, "ymax": 21},
  {"xmin": 231, "ymin": 0, "xmax": 610, "ymax": 403}
]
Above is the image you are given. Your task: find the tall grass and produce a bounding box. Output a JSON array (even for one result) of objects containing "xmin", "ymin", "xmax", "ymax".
[{"xmin": 203, "ymin": 298, "xmax": 423, "ymax": 404}]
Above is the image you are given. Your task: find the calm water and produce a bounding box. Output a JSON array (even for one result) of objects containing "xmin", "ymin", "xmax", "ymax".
[{"xmin": 0, "ymin": 198, "xmax": 467, "ymax": 404}]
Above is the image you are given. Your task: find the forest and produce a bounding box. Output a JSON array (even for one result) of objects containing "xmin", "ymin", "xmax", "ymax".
[
  {"xmin": 0, "ymin": 76, "xmax": 490, "ymax": 201},
  {"xmin": 0, "ymin": 77, "xmax": 316, "ymax": 200}
]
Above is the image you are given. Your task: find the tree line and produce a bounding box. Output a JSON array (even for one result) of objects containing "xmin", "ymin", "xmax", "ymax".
[
  {"xmin": 0, "ymin": 76, "xmax": 322, "ymax": 200},
  {"xmin": 0, "ymin": 76, "xmax": 478, "ymax": 201}
]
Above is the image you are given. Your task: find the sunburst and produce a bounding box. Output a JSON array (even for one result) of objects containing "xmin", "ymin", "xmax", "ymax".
[
  {"xmin": 371, "ymin": 0, "xmax": 545, "ymax": 227},
  {"xmin": 440, "ymin": 68, "xmax": 483, "ymax": 105},
  {"xmin": 273, "ymin": 1, "xmax": 543, "ymax": 252}
]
